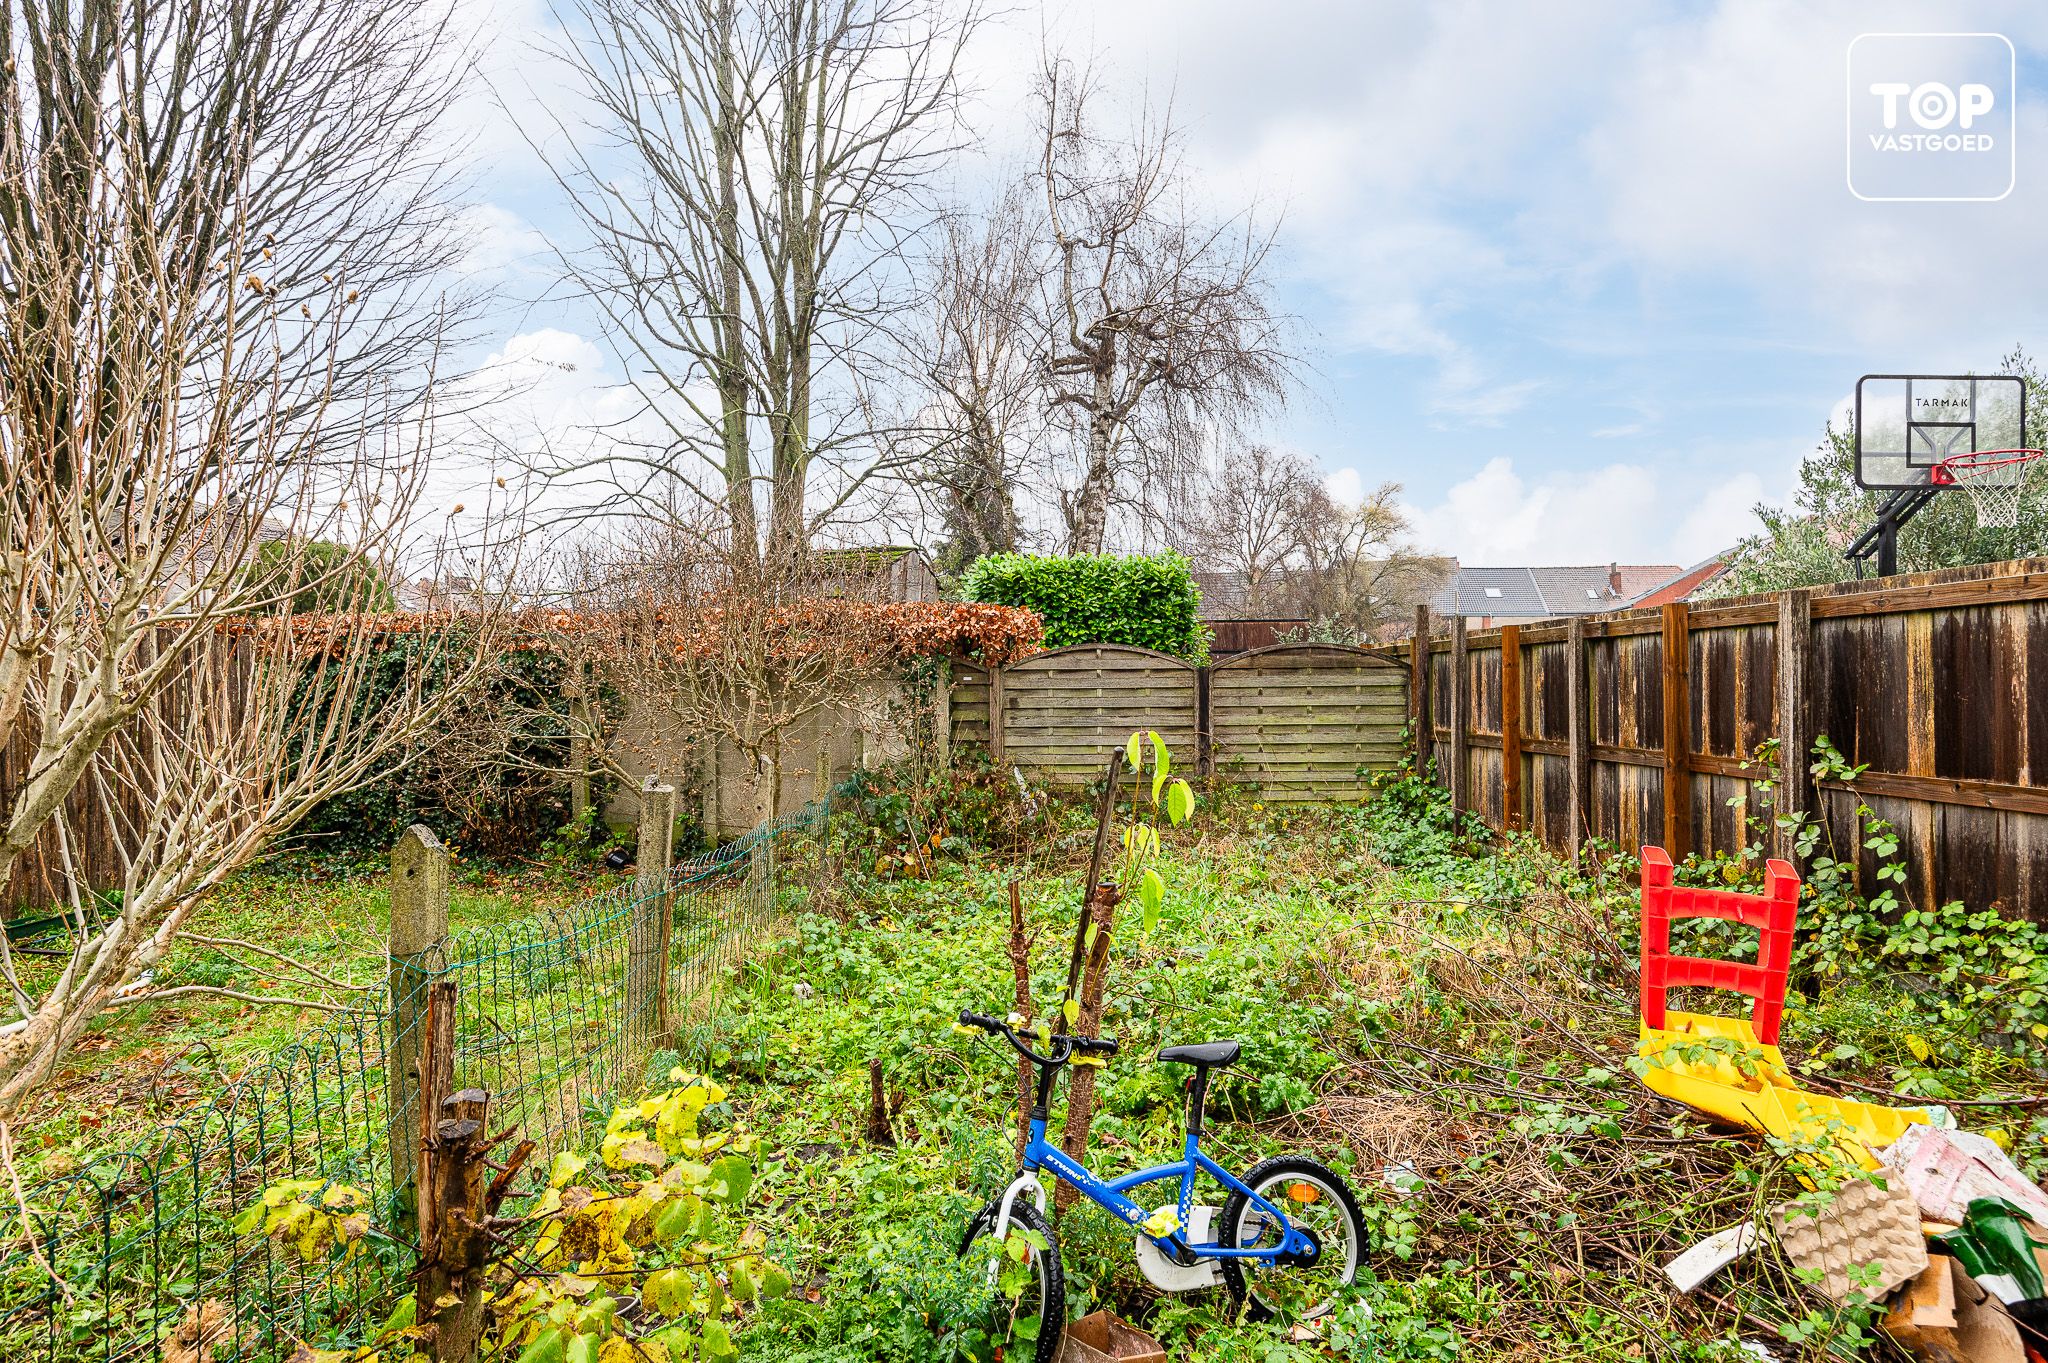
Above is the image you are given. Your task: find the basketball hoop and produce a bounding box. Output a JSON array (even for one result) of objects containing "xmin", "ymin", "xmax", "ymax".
[{"xmin": 1932, "ymin": 448, "xmax": 2045, "ymax": 529}]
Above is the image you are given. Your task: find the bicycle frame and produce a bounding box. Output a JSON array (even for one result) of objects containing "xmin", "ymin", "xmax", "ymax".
[{"xmin": 1014, "ymin": 1114, "xmax": 1313, "ymax": 1263}]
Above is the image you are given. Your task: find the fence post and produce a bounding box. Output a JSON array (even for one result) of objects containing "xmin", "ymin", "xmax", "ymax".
[
  {"xmin": 635, "ymin": 778, "xmax": 677, "ymax": 1046},
  {"xmin": 1774, "ymin": 588, "xmax": 1814, "ymax": 864},
  {"xmin": 1195, "ymin": 665, "xmax": 1214, "ymax": 780},
  {"xmin": 989, "ymin": 664, "xmax": 1007, "ymax": 763},
  {"xmin": 932, "ymin": 657, "xmax": 952, "ymax": 772},
  {"xmin": 1450, "ymin": 617, "xmax": 1470, "ymax": 814},
  {"xmin": 1411, "ymin": 605, "xmax": 1432, "ymax": 774},
  {"xmin": 1500, "ymin": 625, "xmax": 1523, "ymax": 831},
  {"xmin": 1566, "ymin": 617, "xmax": 1590, "ymax": 864},
  {"xmin": 387, "ymin": 824, "xmax": 449, "ymax": 1231},
  {"xmin": 1661, "ymin": 602, "xmax": 1692, "ymax": 860}
]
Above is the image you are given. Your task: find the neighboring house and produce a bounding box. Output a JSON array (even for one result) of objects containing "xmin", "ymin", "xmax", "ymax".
[
  {"xmin": 1626, "ymin": 554, "xmax": 1734, "ymax": 609},
  {"xmin": 401, "ymin": 574, "xmax": 496, "ymax": 612},
  {"xmin": 1429, "ymin": 563, "xmax": 1681, "ymax": 628},
  {"xmin": 811, "ymin": 546, "xmax": 939, "ymax": 602},
  {"xmin": 1188, "ymin": 569, "xmax": 1306, "ymax": 654}
]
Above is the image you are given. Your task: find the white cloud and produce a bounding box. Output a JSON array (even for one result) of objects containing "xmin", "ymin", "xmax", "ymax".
[
  {"xmin": 1587, "ymin": 0, "xmax": 2048, "ymax": 349},
  {"xmin": 453, "ymin": 203, "xmax": 550, "ymax": 279},
  {"xmin": 1390, "ymin": 455, "xmax": 1768, "ymax": 566}
]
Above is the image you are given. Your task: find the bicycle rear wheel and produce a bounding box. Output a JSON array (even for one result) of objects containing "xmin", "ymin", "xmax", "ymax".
[
  {"xmin": 1218, "ymin": 1155, "xmax": 1366, "ymax": 1321},
  {"xmin": 957, "ymin": 1197, "xmax": 1064, "ymax": 1363}
]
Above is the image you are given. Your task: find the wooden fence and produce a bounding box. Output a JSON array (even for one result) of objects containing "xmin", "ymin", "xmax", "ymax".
[
  {"xmin": 1402, "ymin": 558, "xmax": 2048, "ymax": 922},
  {"xmin": 945, "ymin": 642, "xmax": 1407, "ymax": 801}
]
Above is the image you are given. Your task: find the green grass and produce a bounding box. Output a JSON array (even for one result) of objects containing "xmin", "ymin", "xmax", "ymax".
[
  {"xmin": 12, "ymin": 860, "xmax": 595, "ymax": 1177},
  {"xmin": 707, "ymin": 782, "xmax": 2048, "ymax": 1361},
  {"xmin": 14, "ymin": 767, "xmax": 2048, "ymax": 1362}
]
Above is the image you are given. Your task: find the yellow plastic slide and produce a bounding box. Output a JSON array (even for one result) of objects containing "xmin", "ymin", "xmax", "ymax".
[{"xmin": 1637, "ymin": 1010, "xmax": 1937, "ymax": 1171}]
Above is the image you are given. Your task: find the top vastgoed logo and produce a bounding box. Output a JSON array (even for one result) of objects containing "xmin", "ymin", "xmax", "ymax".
[{"xmin": 1847, "ymin": 33, "xmax": 2015, "ymax": 202}]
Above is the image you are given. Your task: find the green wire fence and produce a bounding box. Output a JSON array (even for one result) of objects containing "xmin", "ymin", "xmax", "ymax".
[{"xmin": 0, "ymin": 802, "xmax": 826, "ymax": 1362}]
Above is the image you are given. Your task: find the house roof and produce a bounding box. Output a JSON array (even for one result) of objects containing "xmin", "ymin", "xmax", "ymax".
[
  {"xmin": 1627, "ymin": 554, "xmax": 1733, "ymax": 609},
  {"xmin": 1190, "ymin": 569, "xmax": 1250, "ymax": 617},
  {"xmin": 811, "ymin": 545, "xmax": 919, "ymax": 570},
  {"xmin": 1430, "ymin": 563, "xmax": 1682, "ymax": 619}
]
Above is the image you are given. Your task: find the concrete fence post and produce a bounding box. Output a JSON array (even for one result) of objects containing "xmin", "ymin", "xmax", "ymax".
[{"xmin": 387, "ymin": 823, "xmax": 449, "ymax": 1231}]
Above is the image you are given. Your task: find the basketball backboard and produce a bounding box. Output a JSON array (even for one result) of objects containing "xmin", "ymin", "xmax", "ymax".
[{"xmin": 1854, "ymin": 374, "xmax": 2027, "ymax": 489}]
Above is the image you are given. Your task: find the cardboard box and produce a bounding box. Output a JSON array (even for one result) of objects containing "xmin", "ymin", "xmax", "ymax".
[
  {"xmin": 1059, "ymin": 1311, "xmax": 1168, "ymax": 1363},
  {"xmin": 1880, "ymin": 1254, "xmax": 2026, "ymax": 1363}
]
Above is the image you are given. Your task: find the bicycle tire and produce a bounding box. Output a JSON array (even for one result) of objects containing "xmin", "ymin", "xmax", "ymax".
[
  {"xmin": 1217, "ymin": 1154, "xmax": 1367, "ymax": 1321},
  {"xmin": 958, "ymin": 1196, "xmax": 1065, "ymax": 1363}
]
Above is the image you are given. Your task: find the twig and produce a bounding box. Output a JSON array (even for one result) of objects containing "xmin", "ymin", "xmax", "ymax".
[
  {"xmin": 103, "ymin": 985, "xmax": 350, "ymax": 1014},
  {"xmin": 182, "ymin": 934, "xmax": 369, "ymax": 992},
  {"xmin": 1804, "ymin": 1069, "xmax": 2048, "ymax": 1109},
  {"xmin": 0, "ymin": 1119, "xmax": 73, "ymax": 1305}
]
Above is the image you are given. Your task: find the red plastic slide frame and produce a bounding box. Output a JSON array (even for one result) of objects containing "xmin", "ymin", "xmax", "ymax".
[{"xmin": 1639, "ymin": 846, "xmax": 1800, "ymax": 1046}]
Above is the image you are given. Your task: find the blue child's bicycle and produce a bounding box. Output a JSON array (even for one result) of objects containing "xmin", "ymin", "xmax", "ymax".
[{"xmin": 954, "ymin": 1009, "xmax": 1366, "ymax": 1361}]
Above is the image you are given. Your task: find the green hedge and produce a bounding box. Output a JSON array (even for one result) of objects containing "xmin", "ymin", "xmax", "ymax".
[{"xmin": 959, "ymin": 552, "xmax": 1209, "ymax": 661}]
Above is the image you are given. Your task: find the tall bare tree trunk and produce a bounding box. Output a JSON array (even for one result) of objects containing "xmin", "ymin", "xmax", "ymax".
[{"xmin": 1068, "ymin": 396, "xmax": 1118, "ymax": 554}]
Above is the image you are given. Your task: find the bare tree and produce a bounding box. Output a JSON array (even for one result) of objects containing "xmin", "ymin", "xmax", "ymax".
[
  {"xmin": 536, "ymin": 0, "xmax": 981, "ymax": 568},
  {"xmin": 0, "ymin": 0, "xmax": 504, "ymax": 1115},
  {"xmin": 897, "ymin": 185, "xmax": 1044, "ymax": 569},
  {"xmin": 1184, "ymin": 445, "xmax": 1316, "ymax": 615},
  {"xmin": 1031, "ymin": 57, "xmax": 1296, "ymax": 554},
  {"xmin": 1290, "ymin": 481, "xmax": 1452, "ymax": 640}
]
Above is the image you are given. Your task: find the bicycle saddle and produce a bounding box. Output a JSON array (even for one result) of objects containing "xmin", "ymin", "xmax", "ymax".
[{"xmin": 1157, "ymin": 1041, "xmax": 1239, "ymax": 1067}]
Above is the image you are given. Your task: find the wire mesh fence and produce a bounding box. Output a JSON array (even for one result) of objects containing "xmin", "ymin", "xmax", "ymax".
[{"xmin": 0, "ymin": 802, "xmax": 825, "ymax": 1363}]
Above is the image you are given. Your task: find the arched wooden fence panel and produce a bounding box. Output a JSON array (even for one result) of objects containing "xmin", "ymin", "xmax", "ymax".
[
  {"xmin": 994, "ymin": 645, "xmax": 1199, "ymax": 785},
  {"xmin": 1210, "ymin": 644, "xmax": 1407, "ymax": 801}
]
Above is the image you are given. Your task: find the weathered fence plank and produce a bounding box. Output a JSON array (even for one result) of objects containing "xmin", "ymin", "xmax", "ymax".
[
  {"xmin": 1566, "ymin": 617, "xmax": 1589, "ymax": 863},
  {"xmin": 1661, "ymin": 603, "xmax": 1691, "ymax": 859},
  {"xmin": 1399, "ymin": 559, "xmax": 2048, "ymax": 922},
  {"xmin": 996, "ymin": 645, "xmax": 1199, "ymax": 784},
  {"xmin": 1211, "ymin": 645, "xmax": 1406, "ymax": 800},
  {"xmin": 1500, "ymin": 625, "xmax": 1523, "ymax": 831},
  {"xmin": 1452, "ymin": 617, "xmax": 1471, "ymax": 814}
]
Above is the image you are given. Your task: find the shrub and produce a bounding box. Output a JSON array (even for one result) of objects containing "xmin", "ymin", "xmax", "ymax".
[
  {"xmin": 958, "ymin": 552, "xmax": 1209, "ymax": 661},
  {"xmin": 291, "ymin": 628, "xmax": 616, "ymax": 861},
  {"xmin": 249, "ymin": 538, "xmax": 396, "ymax": 613}
]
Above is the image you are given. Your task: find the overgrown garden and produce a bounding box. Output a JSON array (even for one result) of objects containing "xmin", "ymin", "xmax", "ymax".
[{"xmin": 13, "ymin": 731, "xmax": 2048, "ymax": 1361}]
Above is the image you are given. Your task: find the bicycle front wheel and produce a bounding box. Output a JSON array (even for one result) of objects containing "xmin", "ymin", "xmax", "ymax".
[
  {"xmin": 958, "ymin": 1197, "xmax": 1064, "ymax": 1363},
  {"xmin": 1218, "ymin": 1155, "xmax": 1366, "ymax": 1321}
]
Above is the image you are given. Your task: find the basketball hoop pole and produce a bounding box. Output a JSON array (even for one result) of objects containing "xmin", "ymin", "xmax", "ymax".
[{"xmin": 1845, "ymin": 485, "xmax": 1938, "ymax": 578}]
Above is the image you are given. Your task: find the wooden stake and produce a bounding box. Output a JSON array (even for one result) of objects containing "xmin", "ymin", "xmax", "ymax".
[
  {"xmin": 1007, "ymin": 880, "xmax": 1034, "ymax": 1162},
  {"xmin": 634, "ymin": 779, "xmax": 677, "ymax": 1045},
  {"xmin": 1063, "ymin": 753, "xmax": 1122, "ymax": 1009},
  {"xmin": 387, "ymin": 825, "xmax": 448, "ymax": 1231},
  {"xmin": 1055, "ymin": 881, "xmax": 1120, "ymax": 1213}
]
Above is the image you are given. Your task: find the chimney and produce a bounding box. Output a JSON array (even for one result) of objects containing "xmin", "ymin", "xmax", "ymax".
[{"xmin": 1607, "ymin": 562, "xmax": 1621, "ymax": 595}]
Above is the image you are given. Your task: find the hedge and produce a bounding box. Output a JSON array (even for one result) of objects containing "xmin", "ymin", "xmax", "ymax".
[{"xmin": 959, "ymin": 552, "xmax": 1209, "ymax": 661}]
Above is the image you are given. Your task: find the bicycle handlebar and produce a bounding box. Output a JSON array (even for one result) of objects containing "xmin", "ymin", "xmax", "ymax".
[{"xmin": 957, "ymin": 1010, "xmax": 1118, "ymax": 1064}]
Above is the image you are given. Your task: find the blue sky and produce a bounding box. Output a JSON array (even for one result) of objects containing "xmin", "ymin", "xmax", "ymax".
[{"xmin": 447, "ymin": 0, "xmax": 2048, "ymax": 567}]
